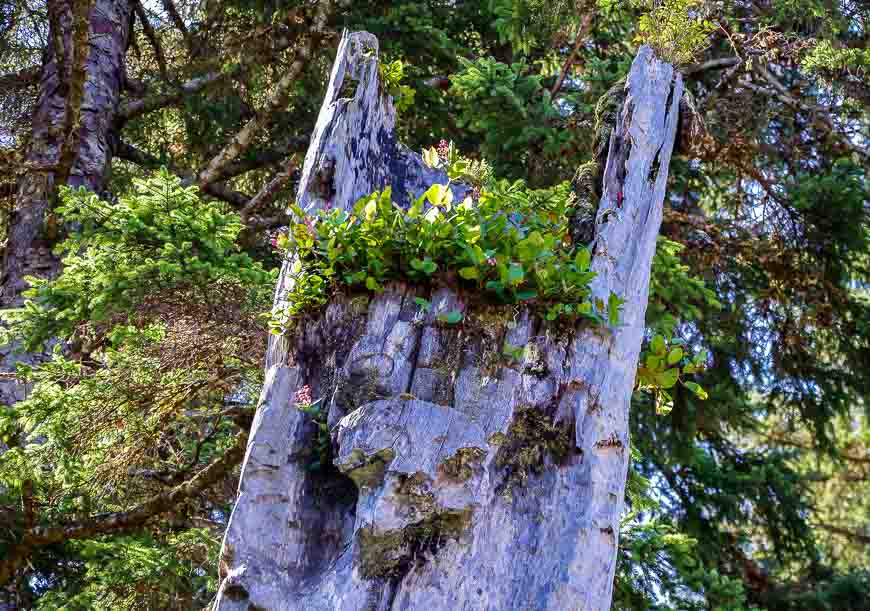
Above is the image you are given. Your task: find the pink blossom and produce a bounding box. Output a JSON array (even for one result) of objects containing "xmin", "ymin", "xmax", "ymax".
[
  {"xmin": 294, "ymin": 385, "xmax": 313, "ymax": 405},
  {"xmin": 437, "ymin": 139, "xmax": 450, "ymax": 160},
  {"xmin": 486, "ymin": 257, "xmax": 497, "ymax": 266}
]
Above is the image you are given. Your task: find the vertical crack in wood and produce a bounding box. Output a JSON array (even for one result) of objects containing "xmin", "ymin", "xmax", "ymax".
[{"xmin": 215, "ymin": 37, "xmax": 682, "ymax": 611}]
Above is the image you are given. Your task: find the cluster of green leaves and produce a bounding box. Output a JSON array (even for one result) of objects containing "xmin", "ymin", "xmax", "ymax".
[
  {"xmin": 378, "ymin": 59, "xmax": 416, "ymax": 113},
  {"xmin": 275, "ymin": 179, "xmax": 624, "ymax": 330},
  {"xmin": 421, "ymin": 140, "xmax": 494, "ymax": 188},
  {"xmin": 636, "ymin": 333, "xmax": 709, "ymax": 415},
  {"xmin": 626, "ymin": 0, "xmax": 716, "ymax": 65}
]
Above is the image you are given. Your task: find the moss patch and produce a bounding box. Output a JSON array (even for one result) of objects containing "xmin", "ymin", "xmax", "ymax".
[
  {"xmin": 342, "ymin": 447, "xmax": 396, "ymax": 489},
  {"xmin": 438, "ymin": 447, "xmax": 487, "ymax": 483},
  {"xmin": 357, "ymin": 507, "xmax": 472, "ymax": 579},
  {"xmin": 495, "ymin": 406, "xmax": 575, "ymax": 491}
]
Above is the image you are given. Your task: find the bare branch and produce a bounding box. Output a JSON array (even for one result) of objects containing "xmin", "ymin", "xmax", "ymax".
[
  {"xmin": 117, "ymin": 28, "xmax": 308, "ymax": 123},
  {"xmin": 195, "ymin": 1, "xmax": 331, "ymax": 188},
  {"xmin": 113, "ymin": 139, "xmax": 251, "ymax": 207},
  {"xmin": 211, "ymin": 138, "xmax": 308, "ymax": 182},
  {"xmin": 747, "ymin": 64, "xmax": 869, "ymax": 161},
  {"xmin": 550, "ymin": 12, "xmax": 594, "ymax": 97},
  {"xmin": 132, "ymin": 0, "xmax": 169, "ymax": 81},
  {"xmin": 814, "ymin": 523, "xmax": 870, "ymax": 546},
  {"xmin": 683, "ymin": 56, "xmax": 741, "ymax": 75},
  {"xmin": 0, "ymin": 434, "xmax": 247, "ymax": 587},
  {"xmin": 118, "ymin": 70, "xmax": 222, "ymax": 122},
  {"xmin": 240, "ymin": 154, "xmax": 299, "ymax": 222},
  {"xmin": 159, "ymin": 0, "xmax": 190, "ymax": 41},
  {"xmin": 0, "ymin": 66, "xmax": 41, "ymax": 91}
]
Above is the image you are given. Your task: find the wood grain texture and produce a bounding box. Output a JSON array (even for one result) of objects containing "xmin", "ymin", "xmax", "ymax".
[{"xmin": 215, "ymin": 32, "xmax": 682, "ymax": 611}]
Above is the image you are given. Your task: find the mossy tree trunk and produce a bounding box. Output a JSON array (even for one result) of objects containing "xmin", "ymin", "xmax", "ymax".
[
  {"xmin": 1, "ymin": 0, "xmax": 133, "ymax": 304},
  {"xmin": 215, "ymin": 31, "xmax": 683, "ymax": 611}
]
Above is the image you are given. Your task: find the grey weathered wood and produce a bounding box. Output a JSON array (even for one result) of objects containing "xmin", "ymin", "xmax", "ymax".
[{"xmin": 215, "ymin": 31, "xmax": 682, "ymax": 611}]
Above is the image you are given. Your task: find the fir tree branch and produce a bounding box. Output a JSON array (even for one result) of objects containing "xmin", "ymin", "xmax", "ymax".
[{"xmin": 0, "ymin": 433, "xmax": 247, "ymax": 588}]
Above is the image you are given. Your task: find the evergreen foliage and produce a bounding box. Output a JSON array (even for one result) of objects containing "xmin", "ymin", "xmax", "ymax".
[{"xmin": 0, "ymin": 0, "xmax": 867, "ymax": 607}]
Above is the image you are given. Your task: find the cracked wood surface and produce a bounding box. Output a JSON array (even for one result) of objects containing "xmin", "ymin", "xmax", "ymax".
[{"xmin": 215, "ymin": 31, "xmax": 682, "ymax": 611}]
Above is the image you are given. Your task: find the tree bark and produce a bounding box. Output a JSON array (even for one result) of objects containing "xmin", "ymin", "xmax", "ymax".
[
  {"xmin": 214, "ymin": 31, "xmax": 682, "ymax": 611},
  {"xmin": 0, "ymin": 7, "xmax": 132, "ymax": 605},
  {"xmin": 1, "ymin": 0, "xmax": 133, "ymax": 303}
]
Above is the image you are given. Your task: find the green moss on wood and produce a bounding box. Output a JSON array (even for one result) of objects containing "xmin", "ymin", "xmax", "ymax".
[
  {"xmin": 495, "ymin": 407, "xmax": 575, "ymax": 491},
  {"xmin": 438, "ymin": 447, "xmax": 487, "ymax": 483}
]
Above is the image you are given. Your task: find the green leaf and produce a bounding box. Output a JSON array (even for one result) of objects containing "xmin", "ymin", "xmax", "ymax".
[
  {"xmin": 516, "ymin": 290, "xmax": 537, "ymax": 301},
  {"xmin": 657, "ymin": 367, "xmax": 680, "ymax": 389},
  {"xmin": 575, "ymin": 247, "xmax": 591, "ymax": 272},
  {"xmin": 651, "ymin": 334, "xmax": 666, "ymax": 355},
  {"xmin": 507, "ymin": 263, "xmax": 525, "ymax": 286},
  {"xmin": 459, "ymin": 267, "xmax": 479, "ymax": 280},
  {"xmin": 422, "ymin": 147, "xmax": 440, "ymax": 168},
  {"xmin": 437, "ymin": 311, "xmax": 464, "ymax": 325},
  {"xmin": 607, "ymin": 292, "xmax": 624, "ymax": 326},
  {"xmin": 655, "ymin": 390, "xmax": 674, "ymax": 415},
  {"xmin": 424, "ymin": 183, "xmax": 453, "ymax": 208},
  {"xmin": 683, "ymin": 381, "xmax": 709, "ymax": 400},
  {"xmin": 421, "ymin": 259, "xmax": 438, "ymax": 275},
  {"xmin": 364, "ymin": 198, "xmax": 378, "ymax": 221},
  {"xmin": 666, "ymin": 347, "xmax": 684, "ymax": 365}
]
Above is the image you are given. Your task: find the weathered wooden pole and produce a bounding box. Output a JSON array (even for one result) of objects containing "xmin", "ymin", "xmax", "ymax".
[{"xmin": 215, "ymin": 30, "xmax": 682, "ymax": 611}]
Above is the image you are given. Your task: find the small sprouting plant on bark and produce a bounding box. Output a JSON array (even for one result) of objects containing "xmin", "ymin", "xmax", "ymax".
[
  {"xmin": 422, "ymin": 139, "xmax": 493, "ymax": 194},
  {"xmin": 293, "ymin": 385, "xmax": 332, "ymax": 471},
  {"xmin": 378, "ymin": 59, "xmax": 416, "ymax": 113},
  {"xmin": 273, "ymin": 179, "xmax": 625, "ymax": 333}
]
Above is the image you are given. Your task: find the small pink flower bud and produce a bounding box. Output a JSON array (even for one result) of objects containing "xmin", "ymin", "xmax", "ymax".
[
  {"xmin": 437, "ymin": 139, "xmax": 450, "ymax": 160},
  {"xmin": 294, "ymin": 385, "xmax": 313, "ymax": 405}
]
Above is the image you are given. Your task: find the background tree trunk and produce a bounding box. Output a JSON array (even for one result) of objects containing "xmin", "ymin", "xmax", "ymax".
[
  {"xmin": 1, "ymin": 0, "xmax": 132, "ymax": 303},
  {"xmin": 0, "ymin": 5, "xmax": 131, "ymax": 607},
  {"xmin": 217, "ymin": 30, "xmax": 682, "ymax": 611}
]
